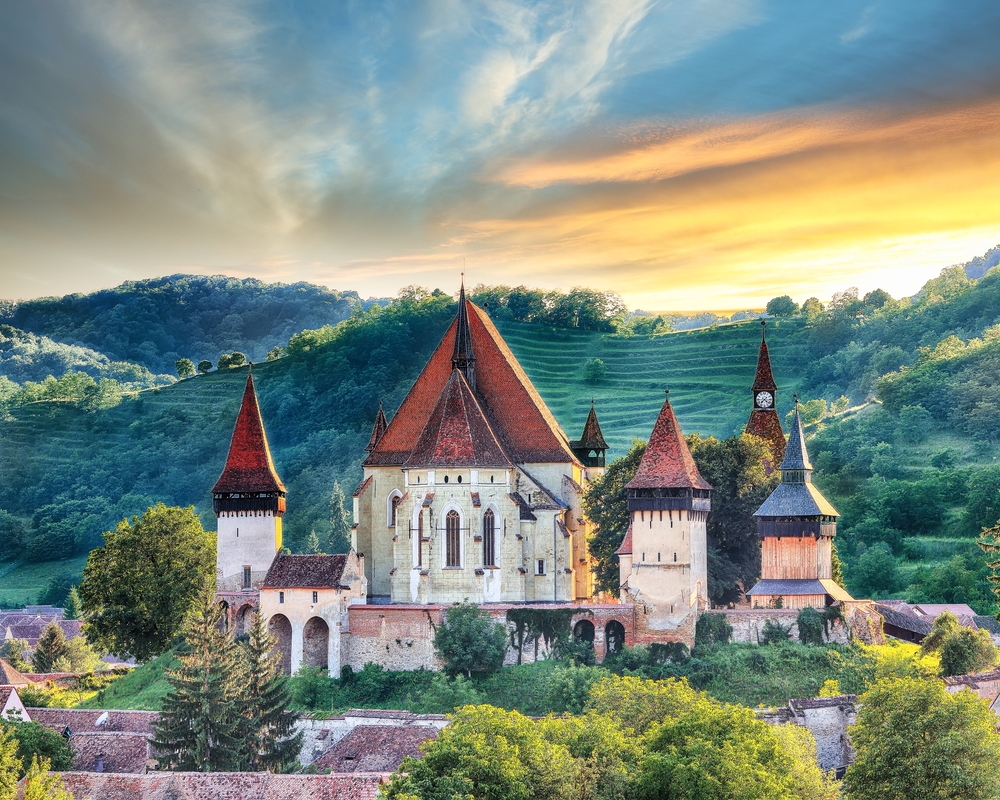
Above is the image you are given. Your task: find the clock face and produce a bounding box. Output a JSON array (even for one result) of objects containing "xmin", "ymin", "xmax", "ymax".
[{"xmin": 755, "ymin": 391, "xmax": 773, "ymax": 409}]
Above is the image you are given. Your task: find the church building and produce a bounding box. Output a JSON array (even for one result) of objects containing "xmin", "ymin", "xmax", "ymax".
[
  {"xmin": 745, "ymin": 320, "xmax": 786, "ymax": 469},
  {"xmin": 354, "ymin": 283, "xmax": 606, "ymax": 605},
  {"xmin": 746, "ymin": 403, "xmax": 852, "ymax": 609},
  {"xmin": 616, "ymin": 391, "xmax": 711, "ymax": 638}
]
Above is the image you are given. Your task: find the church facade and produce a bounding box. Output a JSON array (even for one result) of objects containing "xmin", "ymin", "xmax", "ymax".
[{"xmin": 352, "ymin": 284, "xmax": 605, "ymax": 605}]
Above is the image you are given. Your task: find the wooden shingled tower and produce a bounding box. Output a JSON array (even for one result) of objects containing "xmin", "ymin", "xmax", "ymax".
[
  {"xmin": 571, "ymin": 400, "xmax": 608, "ymax": 467},
  {"xmin": 745, "ymin": 320, "xmax": 786, "ymax": 470}
]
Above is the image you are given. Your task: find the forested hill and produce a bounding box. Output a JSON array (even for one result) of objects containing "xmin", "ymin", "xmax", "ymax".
[{"xmin": 0, "ymin": 275, "xmax": 366, "ymax": 374}]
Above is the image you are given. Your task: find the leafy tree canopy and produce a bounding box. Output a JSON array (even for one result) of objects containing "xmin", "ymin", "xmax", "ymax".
[
  {"xmin": 433, "ymin": 602, "xmax": 508, "ymax": 678},
  {"xmin": 78, "ymin": 504, "xmax": 215, "ymax": 661}
]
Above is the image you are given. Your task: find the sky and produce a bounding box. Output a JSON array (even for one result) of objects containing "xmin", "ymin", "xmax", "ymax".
[{"xmin": 2, "ymin": 1, "xmax": 1000, "ymax": 311}]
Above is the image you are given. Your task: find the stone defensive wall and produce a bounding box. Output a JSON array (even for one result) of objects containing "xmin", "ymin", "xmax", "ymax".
[
  {"xmin": 723, "ymin": 601, "xmax": 886, "ymax": 646},
  {"xmin": 344, "ymin": 603, "xmax": 637, "ymax": 671}
]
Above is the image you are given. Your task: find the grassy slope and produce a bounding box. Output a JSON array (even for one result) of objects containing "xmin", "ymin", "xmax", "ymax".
[{"xmin": 0, "ymin": 554, "xmax": 88, "ymax": 606}]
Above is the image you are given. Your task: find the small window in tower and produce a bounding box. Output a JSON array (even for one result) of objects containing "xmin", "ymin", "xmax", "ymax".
[
  {"xmin": 457, "ymin": 475, "xmax": 462, "ymax": 483},
  {"xmin": 490, "ymin": 475, "xmax": 494, "ymax": 483},
  {"xmin": 242, "ymin": 566, "xmax": 251, "ymax": 590},
  {"xmin": 657, "ymin": 552, "xmax": 661, "ymax": 562},
  {"xmin": 444, "ymin": 475, "xmax": 449, "ymax": 484},
  {"xmin": 312, "ymin": 591, "xmax": 318, "ymax": 603},
  {"xmin": 279, "ymin": 591, "xmax": 284, "ymax": 604},
  {"xmin": 673, "ymin": 553, "xmax": 677, "ymax": 562},
  {"xmin": 536, "ymin": 559, "xmax": 546, "ymax": 575},
  {"xmin": 641, "ymin": 552, "xmax": 645, "ymax": 562},
  {"xmin": 483, "ymin": 509, "xmax": 496, "ymax": 568},
  {"xmin": 236, "ymin": 527, "xmax": 239, "ymax": 538}
]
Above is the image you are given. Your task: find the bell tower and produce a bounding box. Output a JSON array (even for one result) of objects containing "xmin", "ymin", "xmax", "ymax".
[
  {"xmin": 745, "ymin": 320, "xmax": 785, "ymax": 469},
  {"xmin": 213, "ymin": 368, "xmax": 286, "ymax": 593}
]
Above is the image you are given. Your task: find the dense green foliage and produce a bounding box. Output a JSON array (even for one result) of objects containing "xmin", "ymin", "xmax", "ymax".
[
  {"xmin": 0, "ymin": 720, "xmax": 73, "ymax": 779},
  {"xmin": 844, "ymin": 676, "xmax": 1000, "ymax": 800},
  {"xmin": 433, "ymin": 602, "xmax": 509, "ymax": 678},
  {"xmin": 2, "ymin": 275, "xmax": 361, "ymax": 374},
  {"xmin": 79, "ymin": 504, "xmax": 216, "ymax": 661},
  {"xmin": 919, "ymin": 610, "xmax": 999, "ymax": 677}
]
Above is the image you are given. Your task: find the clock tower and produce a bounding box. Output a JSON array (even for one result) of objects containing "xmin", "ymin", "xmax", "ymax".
[{"xmin": 745, "ymin": 320, "xmax": 786, "ymax": 469}]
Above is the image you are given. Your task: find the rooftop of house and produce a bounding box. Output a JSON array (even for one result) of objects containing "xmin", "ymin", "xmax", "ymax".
[
  {"xmin": 69, "ymin": 732, "xmax": 151, "ymax": 774},
  {"xmin": 48, "ymin": 771, "xmax": 385, "ymax": 800},
  {"xmin": 746, "ymin": 579, "xmax": 853, "ymax": 602},
  {"xmin": 261, "ymin": 553, "xmax": 349, "ymax": 590},
  {"xmin": 314, "ymin": 725, "xmax": 438, "ymax": 773},
  {"xmin": 625, "ymin": 393, "xmax": 711, "ymax": 491},
  {"xmin": 28, "ymin": 708, "xmax": 159, "ymax": 736},
  {"xmin": 2, "ymin": 618, "xmax": 82, "ymax": 648},
  {"xmin": 0, "ymin": 658, "xmax": 31, "ymax": 687}
]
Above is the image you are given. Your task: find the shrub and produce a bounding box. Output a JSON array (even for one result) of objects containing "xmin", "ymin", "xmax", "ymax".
[
  {"xmin": 433, "ymin": 602, "xmax": 508, "ymax": 678},
  {"xmin": 545, "ymin": 663, "xmax": 609, "ymax": 715},
  {"xmin": 760, "ymin": 619, "xmax": 791, "ymax": 645},
  {"xmin": 694, "ymin": 612, "xmax": 733, "ymax": 650},
  {"xmin": 796, "ymin": 607, "xmax": 825, "ymax": 646},
  {"xmin": 582, "ymin": 358, "xmax": 607, "ymax": 383}
]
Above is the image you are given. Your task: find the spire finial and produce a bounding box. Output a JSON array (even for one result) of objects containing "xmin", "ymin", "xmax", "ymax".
[
  {"xmin": 664, "ymin": 387, "xmax": 670, "ymax": 399},
  {"xmin": 793, "ymin": 393, "xmax": 799, "ymax": 406}
]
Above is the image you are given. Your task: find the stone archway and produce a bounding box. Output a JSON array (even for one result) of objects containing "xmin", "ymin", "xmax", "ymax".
[
  {"xmin": 573, "ymin": 619, "xmax": 595, "ymax": 645},
  {"xmin": 217, "ymin": 601, "xmax": 229, "ymax": 632},
  {"xmin": 268, "ymin": 614, "xmax": 293, "ymax": 674},
  {"xmin": 233, "ymin": 604, "xmax": 253, "ymax": 637},
  {"xmin": 605, "ymin": 620, "xmax": 626, "ymax": 656},
  {"xmin": 303, "ymin": 617, "xmax": 330, "ymax": 669}
]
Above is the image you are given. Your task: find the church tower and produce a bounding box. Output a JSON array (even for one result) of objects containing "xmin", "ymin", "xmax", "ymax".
[
  {"xmin": 745, "ymin": 320, "xmax": 785, "ymax": 468},
  {"xmin": 746, "ymin": 403, "xmax": 851, "ymax": 609},
  {"xmin": 621, "ymin": 391, "xmax": 712, "ymax": 639},
  {"xmin": 213, "ymin": 369, "xmax": 286, "ymax": 593},
  {"xmin": 571, "ymin": 400, "xmax": 608, "ymax": 468}
]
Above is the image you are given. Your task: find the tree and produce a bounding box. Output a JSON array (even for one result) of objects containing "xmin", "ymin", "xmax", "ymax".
[
  {"xmin": 0, "ymin": 721, "xmax": 73, "ymax": 778},
  {"xmin": 56, "ymin": 637, "xmax": 102, "ymax": 674},
  {"xmin": 175, "ymin": 358, "xmax": 195, "ymax": 379},
  {"xmin": 843, "ymin": 676, "xmax": 1000, "ymax": 800},
  {"xmin": 920, "ymin": 611, "xmax": 998, "ymax": 677},
  {"xmin": 433, "ymin": 602, "xmax": 508, "ymax": 678},
  {"xmin": 306, "ymin": 530, "xmax": 322, "ymax": 554},
  {"xmin": 898, "ymin": 404, "xmax": 933, "ymax": 443},
  {"xmin": 63, "ymin": 588, "xmax": 82, "ymax": 621},
  {"xmin": 801, "ymin": 297, "xmax": 823, "ymax": 319},
  {"xmin": 849, "ymin": 543, "xmax": 900, "ymax": 598},
  {"xmin": 583, "ymin": 441, "xmax": 646, "ymax": 595},
  {"xmin": 78, "ymin": 504, "xmax": 215, "ymax": 661},
  {"xmin": 766, "ymin": 296, "xmax": 799, "ymax": 317},
  {"xmin": 236, "ymin": 612, "xmax": 302, "ymax": 772},
  {"xmin": 31, "ymin": 623, "xmax": 67, "ymax": 674},
  {"xmin": 217, "ymin": 352, "xmax": 247, "ymax": 370},
  {"xmin": 0, "ymin": 510, "xmax": 23, "ymax": 561},
  {"xmin": 0, "ymin": 640, "xmax": 31, "ymax": 674},
  {"xmin": 0, "ymin": 725, "xmax": 18, "ymax": 800},
  {"xmin": 687, "ymin": 434, "xmax": 779, "ymax": 604},
  {"xmin": 197, "ymin": 359, "xmax": 213, "ymax": 374},
  {"xmin": 19, "ymin": 755, "xmax": 74, "ymax": 800},
  {"xmin": 383, "ymin": 705, "xmax": 578, "ymax": 800},
  {"xmin": 328, "ymin": 482, "xmax": 351, "ymax": 553},
  {"xmin": 265, "ymin": 346, "xmax": 284, "ymax": 361},
  {"xmin": 152, "ymin": 592, "xmax": 242, "ymax": 772},
  {"xmin": 582, "ymin": 358, "xmax": 607, "ymax": 383}
]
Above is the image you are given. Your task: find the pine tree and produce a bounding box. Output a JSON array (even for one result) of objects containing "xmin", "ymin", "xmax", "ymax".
[
  {"xmin": 236, "ymin": 612, "xmax": 302, "ymax": 772},
  {"xmin": 306, "ymin": 530, "xmax": 322, "ymax": 555},
  {"xmin": 328, "ymin": 482, "xmax": 352, "ymax": 553},
  {"xmin": 32, "ymin": 623, "xmax": 67, "ymax": 673},
  {"xmin": 152, "ymin": 592, "xmax": 242, "ymax": 772},
  {"xmin": 63, "ymin": 588, "xmax": 82, "ymax": 621}
]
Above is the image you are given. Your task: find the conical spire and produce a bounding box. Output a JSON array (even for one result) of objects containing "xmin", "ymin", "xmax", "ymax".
[
  {"xmin": 578, "ymin": 400, "xmax": 609, "ymax": 451},
  {"xmin": 626, "ymin": 391, "xmax": 711, "ymax": 490},
  {"xmin": 753, "ymin": 320, "xmax": 777, "ymax": 392},
  {"xmin": 365, "ymin": 401, "xmax": 388, "ymax": 452},
  {"xmin": 780, "ymin": 401, "xmax": 813, "ymax": 474},
  {"xmin": 452, "ymin": 277, "xmax": 476, "ymax": 390},
  {"xmin": 213, "ymin": 371, "xmax": 286, "ymax": 494}
]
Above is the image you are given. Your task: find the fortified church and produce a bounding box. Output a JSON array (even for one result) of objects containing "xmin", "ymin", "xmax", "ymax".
[{"xmin": 212, "ymin": 292, "xmax": 862, "ymax": 676}]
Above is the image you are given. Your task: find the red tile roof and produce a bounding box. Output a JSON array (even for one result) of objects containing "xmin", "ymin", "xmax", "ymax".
[
  {"xmin": 213, "ymin": 372, "xmax": 286, "ymax": 494},
  {"xmin": 0, "ymin": 658, "xmax": 30, "ymax": 687},
  {"xmin": 69, "ymin": 732, "xmax": 151, "ymax": 774},
  {"xmin": 51, "ymin": 772, "xmax": 384, "ymax": 800},
  {"xmin": 314, "ymin": 725, "xmax": 437, "ymax": 773},
  {"xmin": 745, "ymin": 409, "xmax": 786, "ymax": 465},
  {"xmin": 365, "ymin": 402, "xmax": 388, "ymax": 452},
  {"xmin": 752, "ymin": 321, "xmax": 778, "ymax": 392},
  {"xmin": 626, "ymin": 394, "xmax": 711, "ymax": 490},
  {"xmin": 403, "ymin": 370, "xmax": 512, "ymax": 469},
  {"xmin": 575, "ymin": 402, "xmax": 608, "ymax": 451},
  {"xmin": 261, "ymin": 554, "xmax": 348, "ymax": 589},
  {"xmin": 364, "ymin": 298, "xmax": 577, "ymax": 467},
  {"xmin": 28, "ymin": 708, "xmax": 158, "ymax": 736}
]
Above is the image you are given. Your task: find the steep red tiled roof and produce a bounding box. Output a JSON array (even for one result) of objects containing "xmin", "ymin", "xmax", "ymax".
[
  {"xmin": 261, "ymin": 554, "xmax": 348, "ymax": 589},
  {"xmin": 0, "ymin": 658, "xmax": 30, "ymax": 687},
  {"xmin": 314, "ymin": 725, "xmax": 437, "ymax": 773},
  {"xmin": 752, "ymin": 321, "xmax": 778, "ymax": 392},
  {"xmin": 626, "ymin": 394, "xmax": 711, "ymax": 490},
  {"xmin": 575, "ymin": 402, "xmax": 608, "ymax": 451},
  {"xmin": 213, "ymin": 372, "xmax": 286, "ymax": 494},
  {"xmin": 615, "ymin": 523, "xmax": 633, "ymax": 556},
  {"xmin": 51, "ymin": 772, "xmax": 385, "ymax": 800},
  {"xmin": 364, "ymin": 298, "xmax": 577, "ymax": 467},
  {"xmin": 403, "ymin": 370, "xmax": 512, "ymax": 469},
  {"xmin": 745, "ymin": 409, "xmax": 786, "ymax": 466},
  {"xmin": 364, "ymin": 402, "xmax": 388, "ymax": 452}
]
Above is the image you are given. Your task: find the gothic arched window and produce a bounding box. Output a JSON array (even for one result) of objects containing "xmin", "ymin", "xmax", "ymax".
[
  {"xmin": 446, "ymin": 510, "xmax": 462, "ymax": 567},
  {"xmin": 390, "ymin": 494, "xmax": 401, "ymax": 528},
  {"xmin": 483, "ymin": 510, "xmax": 496, "ymax": 567}
]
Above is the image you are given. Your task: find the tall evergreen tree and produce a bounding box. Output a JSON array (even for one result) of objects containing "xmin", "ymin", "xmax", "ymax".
[
  {"xmin": 63, "ymin": 588, "xmax": 82, "ymax": 621},
  {"xmin": 32, "ymin": 623, "xmax": 67, "ymax": 674},
  {"xmin": 152, "ymin": 592, "xmax": 242, "ymax": 772},
  {"xmin": 236, "ymin": 612, "xmax": 302, "ymax": 772},
  {"xmin": 328, "ymin": 482, "xmax": 352, "ymax": 553}
]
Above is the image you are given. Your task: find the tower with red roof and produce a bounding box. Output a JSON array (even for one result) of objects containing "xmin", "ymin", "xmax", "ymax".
[
  {"xmin": 213, "ymin": 369, "xmax": 286, "ymax": 593},
  {"xmin": 619, "ymin": 391, "xmax": 712, "ymax": 636},
  {"xmin": 745, "ymin": 320, "xmax": 786, "ymax": 470},
  {"xmin": 355, "ymin": 281, "xmax": 603, "ymax": 604}
]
